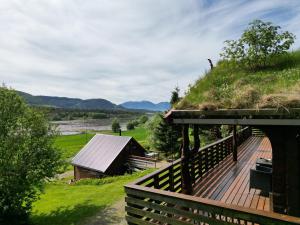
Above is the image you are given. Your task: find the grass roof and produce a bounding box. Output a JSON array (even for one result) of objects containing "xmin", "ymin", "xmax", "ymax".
[{"xmin": 176, "ymin": 51, "xmax": 300, "ymax": 110}]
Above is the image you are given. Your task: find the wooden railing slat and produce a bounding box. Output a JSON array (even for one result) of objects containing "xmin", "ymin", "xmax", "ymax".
[
  {"xmin": 126, "ymin": 206, "xmax": 193, "ymax": 225},
  {"xmin": 125, "ymin": 197, "xmax": 232, "ymax": 225}
]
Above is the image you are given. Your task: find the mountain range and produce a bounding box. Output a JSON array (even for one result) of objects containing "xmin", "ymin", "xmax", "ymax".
[{"xmin": 17, "ymin": 91, "xmax": 170, "ymax": 112}]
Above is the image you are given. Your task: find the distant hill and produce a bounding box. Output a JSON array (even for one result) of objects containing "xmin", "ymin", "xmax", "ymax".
[
  {"xmin": 17, "ymin": 91, "xmax": 170, "ymax": 111},
  {"xmin": 120, "ymin": 101, "xmax": 170, "ymax": 111},
  {"xmin": 17, "ymin": 91, "xmax": 120, "ymax": 110}
]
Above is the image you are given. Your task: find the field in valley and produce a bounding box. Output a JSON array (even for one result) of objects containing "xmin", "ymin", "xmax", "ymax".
[{"xmin": 29, "ymin": 126, "xmax": 150, "ymax": 225}]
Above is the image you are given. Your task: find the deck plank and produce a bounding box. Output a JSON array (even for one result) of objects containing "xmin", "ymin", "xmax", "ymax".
[{"xmin": 193, "ymin": 136, "xmax": 272, "ymax": 212}]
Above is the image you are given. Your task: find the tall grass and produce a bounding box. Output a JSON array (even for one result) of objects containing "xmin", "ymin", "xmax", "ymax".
[{"xmin": 178, "ymin": 51, "xmax": 300, "ymax": 109}]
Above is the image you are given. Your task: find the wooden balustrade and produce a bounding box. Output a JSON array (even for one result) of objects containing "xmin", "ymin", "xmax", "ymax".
[{"xmin": 125, "ymin": 184, "xmax": 300, "ymax": 225}]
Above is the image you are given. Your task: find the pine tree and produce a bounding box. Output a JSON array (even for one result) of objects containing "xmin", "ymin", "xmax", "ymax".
[{"xmin": 150, "ymin": 114, "xmax": 181, "ymax": 158}]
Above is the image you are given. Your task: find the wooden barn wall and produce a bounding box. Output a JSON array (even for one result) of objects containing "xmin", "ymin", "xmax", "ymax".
[
  {"xmin": 105, "ymin": 139, "xmax": 146, "ymax": 175},
  {"xmin": 74, "ymin": 166, "xmax": 103, "ymax": 180}
]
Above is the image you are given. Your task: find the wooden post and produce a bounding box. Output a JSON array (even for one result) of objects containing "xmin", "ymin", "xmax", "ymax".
[
  {"xmin": 232, "ymin": 125, "xmax": 237, "ymax": 162},
  {"xmin": 169, "ymin": 167, "xmax": 174, "ymax": 192},
  {"xmin": 190, "ymin": 125, "xmax": 200, "ymax": 184},
  {"xmin": 263, "ymin": 126, "xmax": 287, "ymax": 214},
  {"xmin": 285, "ymin": 127, "xmax": 300, "ymax": 217},
  {"xmin": 181, "ymin": 124, "xmax": 192, "ymax": 195},
  {"xmin": 193, "ymin": 124, "xmax": 200, "ymax": 153}
]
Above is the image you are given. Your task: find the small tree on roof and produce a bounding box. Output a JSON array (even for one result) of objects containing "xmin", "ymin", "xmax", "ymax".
[
  {"xmin": 170, "ymin": 86, "xmax": 180, "ymax": 106},
  {"xmin": 220, "ymin": 19, "xmax": 296, "ymax": 69}
]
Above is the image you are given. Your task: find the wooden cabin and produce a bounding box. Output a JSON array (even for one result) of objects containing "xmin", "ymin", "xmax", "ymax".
[
  {"xmin": 125, "ymin": 108, "xmax": 300, "ymax": 225},
  {"xmin": 71, "ymin": 134, "xmax": 146, "ymax": 180}
]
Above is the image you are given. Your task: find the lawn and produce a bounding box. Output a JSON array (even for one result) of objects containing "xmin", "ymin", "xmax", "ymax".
[
  {"xmin": 54, "ymin": 133, "xmax": 95, "ymax": 160},
  {"xmin": 30, "ymin": 170, "xmax": 153, "ymax": 225},
  {"xmin": 98, "ymin": 126, "xmax": 148, "ymax": 146}
]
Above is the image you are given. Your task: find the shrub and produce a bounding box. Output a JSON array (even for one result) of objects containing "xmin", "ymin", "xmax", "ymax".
[
  {"xmin": 0, "ymin": 87, "xmax": 62, "ymax": 224},
  {"xmin": 126, "ymin": 121, "xmax": 135, "ymax": 130},
  {"xmin": 138, "ymin": 115, "xmax": 148, "ymax": 124},
  {"xmin": 220, "ymin": 19, "xmax": 296, "ymax": 70},
  {"xmin": 111, "ymin": 118, "xmax": 120, "ymax": 133}
]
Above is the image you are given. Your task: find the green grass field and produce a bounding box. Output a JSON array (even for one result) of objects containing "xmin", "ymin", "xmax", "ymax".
[
  {"xmin": 98, "ymin": 126, "xmax": 148, "ymax": 146},
  {"xmin": 30, "ymin": 170, "xmax": 153, "ymax": 225}
]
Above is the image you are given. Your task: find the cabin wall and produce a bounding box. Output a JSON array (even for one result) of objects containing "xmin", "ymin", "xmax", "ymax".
[{"xmin": 74, "ymin": 166, "xmax": 103, "ymax": 180}]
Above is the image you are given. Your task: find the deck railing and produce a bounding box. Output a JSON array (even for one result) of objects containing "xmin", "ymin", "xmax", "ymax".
[
  {"xmin": 125, "ymin": 127, "xmax": 300, "ymax": 225},
  {"xmin": 132, "ymin": 127, "xmax": 251, "ymax": 191}
]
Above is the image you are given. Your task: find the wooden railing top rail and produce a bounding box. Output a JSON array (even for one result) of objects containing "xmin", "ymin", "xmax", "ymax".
[{"xmin": 125, "ymin": 184, "xmax": 300, "ymax": 224}]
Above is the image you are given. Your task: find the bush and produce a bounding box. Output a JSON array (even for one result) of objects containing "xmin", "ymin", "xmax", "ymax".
[
  {"xmin": 220, "ymin": 19, "xmax": 295, "ymax": 70},
  {"xmin": 126, "ymin": 121, "xmax": 135, "ymax": 130},
  {"xmin": 138, "ymin": 115, "xmax": 148, "ymax": 124},
  {"xmin": 111, "ymin": 118, "xmax": 120, "ymax": 133},
  {"xmin": 0, "ymin": 87, "xmax": 62, "ymax": 224}
]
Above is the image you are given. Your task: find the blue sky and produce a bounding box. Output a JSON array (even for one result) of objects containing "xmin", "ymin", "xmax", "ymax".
[{"xmin": 0, "ymin": 0, "xmax": 299, "ymax": 103}]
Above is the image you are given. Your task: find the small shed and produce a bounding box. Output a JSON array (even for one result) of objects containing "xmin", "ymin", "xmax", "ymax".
[{"xmin": 71, "ymin": 134, "xmax": 146, "ymax": 180}]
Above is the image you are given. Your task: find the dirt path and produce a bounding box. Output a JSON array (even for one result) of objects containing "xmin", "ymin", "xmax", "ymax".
[
  {"xmin": 57, "ymin": 170, "xmax": 73, "ymax": 179},
  {"xmin": 80, "ymin": 200, "xmax": 126, "ymax": 225},
  {"xmin": 80, "ymin": 161, "xmax": 170, "ymax": 225}
]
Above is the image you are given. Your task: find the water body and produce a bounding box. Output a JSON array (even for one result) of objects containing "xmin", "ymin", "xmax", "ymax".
[{"xmin": 52, "ymin": 118, "xmax": 132, "ymax": 135}]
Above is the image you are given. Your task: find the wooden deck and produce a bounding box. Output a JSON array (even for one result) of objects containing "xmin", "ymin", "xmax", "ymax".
[
  {"xmin": 193, "ymin": 136, "xmax": 272, "ymax": 212},
  {"xmin": 125, "ymin": 131, "xmax": 300, "ymax": 225}
]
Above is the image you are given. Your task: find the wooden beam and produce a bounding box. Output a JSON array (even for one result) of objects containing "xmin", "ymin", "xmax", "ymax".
[
  {"xmin": 232, "ymin": 125, "xmax": 237, "ymax": 162},
  {"xmin": 262, "ymin": 127, "xmax": 287, "ymax": 214},
  {"xmin": 181, "ymin": 124, "xmax": 192, "ymax": 195},
  {"xmin": 173, "ymin": 119, "xmax": 300, "ymax": 126},
  {"xmin": 165, "ymin": 108, "xmax": 300, "ymax": 119}
]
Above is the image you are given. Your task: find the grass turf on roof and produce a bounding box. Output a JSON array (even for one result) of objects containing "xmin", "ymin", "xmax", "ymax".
[{"xmin": 177, "ymin": 51, "xmax": 300, "ymax": 110}]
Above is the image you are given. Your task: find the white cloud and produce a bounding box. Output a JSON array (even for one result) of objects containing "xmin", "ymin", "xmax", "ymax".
[{"xmin": 0, "ymin": 0, "xmax": 299, "ymax": 103}]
